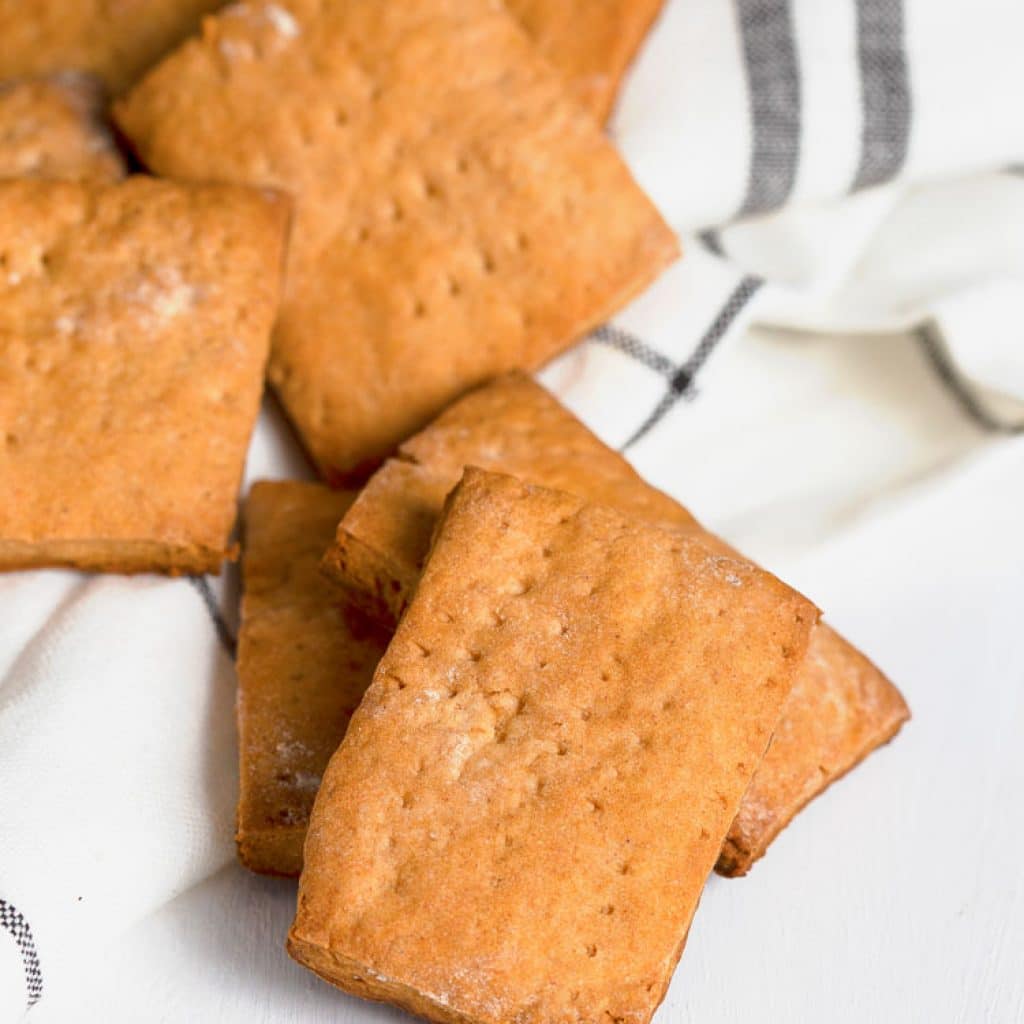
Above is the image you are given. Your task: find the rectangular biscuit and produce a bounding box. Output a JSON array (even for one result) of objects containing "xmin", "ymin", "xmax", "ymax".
[
  {"xmin": 289, "ymin": 468, "xmax": 817, "ymax": 1023},
  {"xmin": 114, "ymin": 0, "xmax": 679, "ymax": 479},
  {"xmin": 324, "ymin": 372, "xmax": 910, "ymax": 875},
  {"xmin": 0, "ymin": 176, "xmax": 289, "ymax": 575},
  {"xmin": 0, "ymin": 0, "xmax": 660, "ymax": 116},
  {"xmin": 0, "ymin": 0, "xmax": 224, "ymax": 95},
  {"xmin": 506, "ymin": 0, "xmax": 667, "ymax": 121},
  {"xmin": 0, "ymin": 74, "xmax": 125, "ymax": 183},
  {"xmin": 236, "ymin": 481, "xmax": 389, "ymax": 876},
  {"xmin": 325, "ymin": 372, "xmax": 698, "ymax": 621},
  {"xmin": 716, "ymin": 622, "xmax": 910, "ymax": 875}
]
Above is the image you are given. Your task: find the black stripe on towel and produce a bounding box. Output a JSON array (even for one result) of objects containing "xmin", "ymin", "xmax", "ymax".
[
  {"xmin": 917, "ymin": 324, "xmax": 1024, "ymax": 435},
  {"xmin": 187, "ymin": 576, "xmax": 237, "ymax": 657},
  {"xmin": 734, "ymin": 0, "xmax": 803, "ymax": 217},
  {"xmin": 699, "ymin": 229, "xmax": 726, "ymax": 257},
  {"xmin": 851, "ymin": 0, "xmax": 912, "ymax": 190},
  {"xmin": 623, "ymin": 275, "xmax": 764, "ymax": 448},
  {"xmin": 1, "ymin": 898, "xmax": 43, "ymax": 1008},
  {"xmin": 590, "ymin": 324, "xmax": 677, "ymax": 378}
]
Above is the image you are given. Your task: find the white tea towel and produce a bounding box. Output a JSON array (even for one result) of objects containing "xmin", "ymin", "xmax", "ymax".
[
  {"xmin": 0, "ymin": 573, "xmax": 237, "ymax": 1020},
  {"xmin": 550, "ymin": 0, "xmax": 1024, "ymax": 451}
]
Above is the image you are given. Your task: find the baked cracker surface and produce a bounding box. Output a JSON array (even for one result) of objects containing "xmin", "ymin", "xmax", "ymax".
[
  {"xmin": 114, "ymin": 0, "xmax": 679, "ymax": 479},
  {"xmin": 0, "ymin": 0, "xmax": 224, "ymax": 95},
  {"xmin": 289, "ymin": 468, "xmax": 817, "ymax": 1024},
  {"xmin": 507, "ymin": 0, "xmax": 667, "ymax": 121},
  {"xmin": 0, "ymin": 74, "xmax": 125, "ymax": 183},
  {"xmin": 717, "ymin": 621, "xmax": 910, "ymax": 875},
  {"xmin": 0, "ymin": 176, "xmax": 288, "ymax": 574},
  {"xmin": 325, "ymin": 372, "xmax": 910, "ymax": 876},
  {"xmin": 236, "ymin": 481, "xmax": 390, "ymax": 876}
]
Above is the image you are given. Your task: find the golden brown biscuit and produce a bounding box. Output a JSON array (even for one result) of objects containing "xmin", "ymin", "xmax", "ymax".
[
  {"xmin": 0, "ymin": 0, "xmax": 659, "ymax": 113},
  {"xmin": 0, "ymin": 176, "xmax": 289, "ymax": 575},
  {"xmin": 0, "ymin": 74, "xmax": 125, "ymax": 183},
  {"xmin": 324, "ymin": 371, "xmax": 697, "ymax": 621},
  {"xmin": 114, "ymin": 0, "xmax": 679, "ymax": 480},
  {"xmin": 236, "ymin": 481, "xmax": 389, "ymax": 876},
  {"xmin": 0, "ymin": 0, "xmax": 223, "ymax": 96},
  {"xmin": 324, "ymin": 372, "xmax": 910, "ymax": 875},
  {"xmin": 289, "ymin": 468, "xmax": 818, "ymax": 1023},
  {"xmin": 717, "ymin": 623, "xmax": 909, "ymax": 875},
  {"xmin": 506, "ymin": 0, "xmax": 667, "ymax": 121}
]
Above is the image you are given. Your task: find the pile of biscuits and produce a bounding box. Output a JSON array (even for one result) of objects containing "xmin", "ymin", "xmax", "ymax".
[{"xmin": 0, "ymin": 3, "xmax": 909, "ymax": 1022}]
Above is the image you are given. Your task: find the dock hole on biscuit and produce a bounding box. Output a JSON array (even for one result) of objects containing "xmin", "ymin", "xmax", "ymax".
[{"xmin": 384, "ymin": 670, "xmax": 407, "ymax": 691}]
